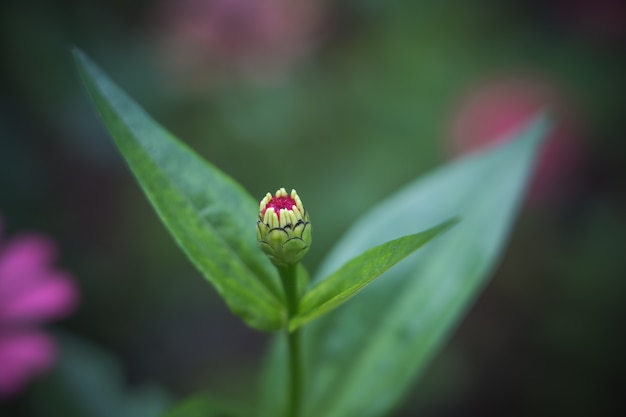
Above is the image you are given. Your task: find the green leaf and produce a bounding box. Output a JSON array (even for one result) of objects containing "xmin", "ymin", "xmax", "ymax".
[
  {"xmin": 73, "ymin": 48, "xmax": 284, "ymax": 331},
  {"xmin": 260, "ymin": 116, "xmax": 550, "ymax": 417},
  {"xmin": 158, "ymin": 393, "xmax": 247, "ymax": 417},
  {"xmin": 290, "ymin": 218, "xmax": 458, "ymax": 331}
]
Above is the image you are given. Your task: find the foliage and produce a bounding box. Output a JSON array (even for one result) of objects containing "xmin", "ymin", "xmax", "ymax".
[{"xmin": 74, "ymin": 49, "xmax": 548, "ymax": 417}]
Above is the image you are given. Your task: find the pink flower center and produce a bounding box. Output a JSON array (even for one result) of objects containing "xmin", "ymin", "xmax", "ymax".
[{"xmin": 263, "ymin": 196, "xmax": 297, "ymax": 220}]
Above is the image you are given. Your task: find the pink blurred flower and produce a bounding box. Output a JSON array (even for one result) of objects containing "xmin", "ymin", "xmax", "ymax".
[
  {"xmin": 148, "ymin": 0, "xmax": 327, "ymax": 88},
  {"xmin": 0, "ymin": 216, "xmax": 78, "ymax": 398},
  {"xmin": 448, "ymin": 75, "xmax": 585, "ymax": 204}
]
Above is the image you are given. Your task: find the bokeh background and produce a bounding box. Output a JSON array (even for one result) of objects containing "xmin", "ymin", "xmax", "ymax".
[{"xmin": 1, "ymin": 0, "xmax": 625, "ymax": 416}]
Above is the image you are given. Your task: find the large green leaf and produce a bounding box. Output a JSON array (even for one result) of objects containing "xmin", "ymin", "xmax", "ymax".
[
  {"xmin": 260, "ymin": 116, "xmax": 549, "ymax": 417},
  {"xmin": 73, "ymin": 49, "xmax": 284, "ymax": 331},
  {"xmin": 290, "ymin": 218, "xmax": 458, "ymax": 331}
]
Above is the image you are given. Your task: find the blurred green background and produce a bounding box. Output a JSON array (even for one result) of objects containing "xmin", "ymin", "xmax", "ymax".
[{"xmin": 1, "ymin": 0, "xmax": 625, "ymax": 416}]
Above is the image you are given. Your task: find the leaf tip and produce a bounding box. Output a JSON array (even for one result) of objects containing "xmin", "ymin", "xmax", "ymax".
[
  {"xmin": 436, "ymin": 216, "xmax": 461, "ymax": 234},
  {"xmin": 71, "ymin": 46, "xmax": 88, "ymax": 67},
  {"xmin": 519, "ymin": 112, "xmax": 554, "ymax": 151}
]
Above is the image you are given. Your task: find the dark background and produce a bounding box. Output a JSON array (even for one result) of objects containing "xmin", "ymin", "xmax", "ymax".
[{"xmin": 1, "ymin": 0, "xmax": 625, "ymax": 416}]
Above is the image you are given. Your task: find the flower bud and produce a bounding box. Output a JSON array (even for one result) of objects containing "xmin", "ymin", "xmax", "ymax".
[{"xmin": 257, "ymin": 188, "xmax": 311, "ymax": 266}]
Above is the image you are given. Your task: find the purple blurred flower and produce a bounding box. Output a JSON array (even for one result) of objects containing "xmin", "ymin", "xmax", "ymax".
[
  {"xmin": 556, "ymin": 0, "xmax": 626, "ymax": 41},
  {"xmin": 148, "ymin": 0, "xmax": 327, "ymax": 88},
  {"xmin": 0, "ymin": 216, "xmax": 78, "ymax": 398}
]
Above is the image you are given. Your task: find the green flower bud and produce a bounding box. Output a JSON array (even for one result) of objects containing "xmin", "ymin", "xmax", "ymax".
[{"xmin": 257, "ymin": 188, "xmax": 311, "ymax": 267}]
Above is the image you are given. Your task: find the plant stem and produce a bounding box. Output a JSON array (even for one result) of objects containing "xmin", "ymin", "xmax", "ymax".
[
  {"xmin": 286, "ymin": 324, "xmax": 301, "ymax": 417},
  {"xmin": 278, "ymin": 264, "xmax": 302, "ymax": 417}
]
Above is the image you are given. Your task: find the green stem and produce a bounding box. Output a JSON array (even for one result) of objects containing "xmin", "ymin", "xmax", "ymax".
[
  {"xmin": 278, "ymin": 264, "xmax": 302, "ymax": 417},
  {"xmin": 286, "ymin": 325, "xmax": 301, "ymax": 417}
]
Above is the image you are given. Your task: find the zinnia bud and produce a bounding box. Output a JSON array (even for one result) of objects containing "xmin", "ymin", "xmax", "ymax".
[{"xmin": 257, "ymin": 188, "xmax": 311, "ymax": 266}]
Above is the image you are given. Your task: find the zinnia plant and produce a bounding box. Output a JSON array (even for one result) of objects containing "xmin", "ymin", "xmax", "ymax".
[{"xmin": 73, "ymin": 48, "xmax": 549, "ymax": 417}]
